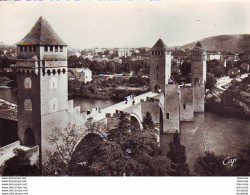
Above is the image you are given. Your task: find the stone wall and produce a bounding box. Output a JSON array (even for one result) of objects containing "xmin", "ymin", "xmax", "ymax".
[
  {"xmin": 180, "ymin": 86, "xmax": 194, "ymax": 121},
  {"xmin": 193, "ymin": 85, "xmax": 205, "ymax": 112},
  {"xmin": 164, "ymin": 84, "xmax": 180, "ymax": 133},
  {"xmin": 17, "ymin": 72, "xmax": 41, "ymax": 146}
]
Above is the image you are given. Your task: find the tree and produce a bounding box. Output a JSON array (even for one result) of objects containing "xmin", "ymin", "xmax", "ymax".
[
  {"xmin": 205, "ymin": 75, "xmax": 216, "ymax": 91},
  {"xmin": 2, "ymin": 148, "xmax": 39, "ymax": 176},
  {"xmin": 167, "ymin": 132, "xmax": 190, "ymax": 176},
  {"xmin": 194, "ymin": 151, "xmax": 228, "ymax": 176},
  {"xmin": 142, "ymin": 111, "xmax": 154, "ymax": 130},
  {"xmin": 180, "ymin": 61, "xmax": 191, "ymax": 76},
  {"xmin": 43, "ymin": 124, "xmax": 85, "ymax": 176},
  {"xmin": 81, "ymin": 113, "xmax": 171, "ymax": 176},
  {"xmin": 231, "ymin": 146, "xmax": 250, "ymax": 176}
]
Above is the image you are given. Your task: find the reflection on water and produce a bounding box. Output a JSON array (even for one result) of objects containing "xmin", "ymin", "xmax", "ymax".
[{"xmin": 1, "ymin": 88, "xmax": 249, "ymax": 174}]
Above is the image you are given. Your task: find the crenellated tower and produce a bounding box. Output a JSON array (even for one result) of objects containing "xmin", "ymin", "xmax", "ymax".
[
  {"xmin": 16, "ymin": 17, "xmax": 68, "ymax": 157},
  {"xmin": 191, "ymin": 41, "xmax": 207, "ymax": 112}
]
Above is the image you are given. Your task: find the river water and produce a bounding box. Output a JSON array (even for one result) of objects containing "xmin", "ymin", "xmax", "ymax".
[{"xmin": 1, "ymin": 88, "xmax": 249, "ymax": 174}]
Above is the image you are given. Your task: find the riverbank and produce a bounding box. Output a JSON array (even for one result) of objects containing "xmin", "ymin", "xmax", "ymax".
[
  {"xmin": 206, "ymin": 75, "xmax": 250, "ymax": 120},
  {"xmin": 69, "ymin": 87, "xmax": 150, "ymax": 101}
]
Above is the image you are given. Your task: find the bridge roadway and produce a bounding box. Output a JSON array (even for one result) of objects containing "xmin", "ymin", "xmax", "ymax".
[{"xmin": 88, "ymin": 91, "xmax": 160, "ymax": 122}]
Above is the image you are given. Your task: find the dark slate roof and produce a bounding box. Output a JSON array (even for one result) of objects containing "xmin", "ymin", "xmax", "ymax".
[
  {"xmin": 192, "ymin": 41, "xmax": 203, "ymax": 50},
  {"xmin": 152, "ymin": 39, "xmax": 167, "ymax": 50},
  {"xmin": 17, "ymin": 16, "xmax": 67, "ymax": 46}
]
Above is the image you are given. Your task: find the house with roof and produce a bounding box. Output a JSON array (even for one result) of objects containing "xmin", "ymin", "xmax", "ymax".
[{"xmin": 68, "ymin": 67, "xmax": 92, "ymax": 83}]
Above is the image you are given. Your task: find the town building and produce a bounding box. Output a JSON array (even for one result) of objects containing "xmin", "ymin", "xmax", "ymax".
[{"xmin": 68, "ymin": 67, "xmax": 92, "ymax": 83}]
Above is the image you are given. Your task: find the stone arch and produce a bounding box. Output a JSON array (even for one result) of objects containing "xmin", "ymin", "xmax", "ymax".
[
  {"xmin": 72, "ymin": 133, "xmax": 103, "ymax": 176},
  {"xmin": 154, "ymin": 85, "xmax": 161, "ymax": 93},
  {"xmin": 130, "ymin": 113, "xmax": 143, "ymax": 130},
  {"xmin": 23, "ymin": 127, "xmax": 36, "ymax": 147},
  {"xmin": 194, "ymin": 78, "xmax": 200, "ymax": 86}
]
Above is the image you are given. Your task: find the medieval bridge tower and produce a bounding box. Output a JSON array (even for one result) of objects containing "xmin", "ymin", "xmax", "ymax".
[
  {"xmin": 191, "ymin": 41, "xmax": 207, "ymax": 112},
  {"xmin": 150, "ymin": 39, "xmax": 206, "ymax": 134},
  {"xmin": 16, "ymin": 17, "xmax": 69, "ymax": 157},
  {"xmin": 150, "ymin": 39, "xmax": 180, "ymax": 133}
]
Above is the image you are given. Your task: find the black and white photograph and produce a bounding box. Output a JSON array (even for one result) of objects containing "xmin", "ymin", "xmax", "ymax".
[{"xmin": 0, "ymin": 0, "xmax": 249, "ymax": 181}]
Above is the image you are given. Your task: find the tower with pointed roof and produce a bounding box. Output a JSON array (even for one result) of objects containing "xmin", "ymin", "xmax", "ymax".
[
  {"xmin": 150, "ymin": 38, "xmax": 171, "ymax": 94},
  {"xmin": 150, "ymin": 39, "xmax": 180, "ymax": 133},
  {"xmin": 191, "ymin": 41, "xmax": 207, "ymax": 112},
  {"xmin": 16, "ymin": 17, "xmax": 69, "ymax": 157}
]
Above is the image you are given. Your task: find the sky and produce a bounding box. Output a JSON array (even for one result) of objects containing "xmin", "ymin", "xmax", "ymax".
[{"xmin": 0, "ymin": 1, "xmax": 249, "ymax": 49}]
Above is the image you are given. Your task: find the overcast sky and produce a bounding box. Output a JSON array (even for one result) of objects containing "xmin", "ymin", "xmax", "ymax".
[{"xmin": 0, "ymin": 1, "xmax": 249, "ymax": 49}]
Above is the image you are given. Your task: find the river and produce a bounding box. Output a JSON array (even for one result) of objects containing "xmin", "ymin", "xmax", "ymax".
[{"xmin": 0, "ymin": 88, "xmax": 249, "ymax": 174}]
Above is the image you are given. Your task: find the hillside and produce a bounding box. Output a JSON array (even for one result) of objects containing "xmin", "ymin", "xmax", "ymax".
[{"xmin": 179, "ymin": 34, "xmax": 250, "ymax": 53}]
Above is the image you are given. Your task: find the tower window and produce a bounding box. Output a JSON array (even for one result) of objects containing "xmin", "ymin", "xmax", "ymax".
[
  {"xmin": 157, "ymin": 63, "xmax": 159, "ymax": 69},
  {"xmin": 45, "ymin": 46, "xmax": 48, "ymax": 52},
  {"xmin": 24, "ymin": 77, "xmax": 32, "ymax": 89},
  {"xmin": 157, "ymin": 72, "xmax": 159, "ymax": 79},
  {"xmin": 161, "ymin": 51, "xmax": 163, "ymax": 55},
  {"xmin": 33, "ymin": 46, "xmax": 36, "ymax": 52},
  {"xmin": 55, "ymin": 46, "xmax": 58, "ymax": 52},
  {"xmin": 60, "ymin": 46, "xmax": 63, "ymax": 52},
  {"xmin": 29, "ymin": 46, "xmax": 32, "ymax": 52},
  {"xmin": 50, "ymin": 46, "xmax": 53, "ymax": 52},
  {"xmin": 24, "ymin": 99, "xmax": 32, "ymax": 111},
  {"xmin": 166, "ymin": 113, "xmax": 169, "ymax": 119},
  {"xmin": 20, "ymin": 46, "xmax": 23, "ymax": 52},
  {"xmin": 183, "ymin": 104, "xmax": 186, "ymax": 109},
  {"xmin": 24, "ymin": 46, "xmax": 27, "ymax": 52},
  {"xmin": 152, "ymin": 51, "xmax": 154, "ymax": 55}
]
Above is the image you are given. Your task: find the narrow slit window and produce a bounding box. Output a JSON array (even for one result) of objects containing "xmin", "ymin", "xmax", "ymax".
[
  {"xmin": 24, "ymin": 46, "xmax": 27, "ymax": 52},
  {"xmin": 183, "ymin": 104, "xmax": 186, "ymax": 109},
  {"xmin": 29, "ymin": 46, "xmax": 32, "ymax": 52},
  {"xmin": 55, "ymin": 46, "xmax": 58, "ymax": 52},
  {"xmin": 60, "ymin": 46, "xmax": 63, "ymax": 52},
  {"xmin": 166, "ymin": 113, "xmax": 169, "ymax": 119},
  {"xmin": 20, "ymin": 46, "xmax": 23, "ymax": 52},
  {"xmin": 45, "ymin": 46, "xmax": 48, "ymax": 52},
  {"xmin": 33, "ymin": 46, "xmax": 36, "ymax": 52},
  {"xmin": 50, "ymin": 46, "xmax": 53, "ymax": 52}
]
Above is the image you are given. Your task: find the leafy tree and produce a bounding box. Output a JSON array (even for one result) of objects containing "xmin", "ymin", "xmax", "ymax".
[
  {"xmin": 143, "ymin": 111, "xmax": 154, "ymax": 130},
  {"xmin": 194, "ymin": 151, "xmax": 228, "ymax": 176},
  {"xmin": 167, "ymin": 132, "xmax": 190, "ymax": 176},
  {"xmin": 43, "ymin": 124, "xmax": 85, "ymax": 176},
  {"xmin": 180, "ymin": 61, "xmax": 191, "ymax": 76},
  {"xmin": 231, "ymin": 146, "xmax": 250, "ymax": 176},
  {"xmin": 205, "ymin": 75, "xmax": 216, "ymax": 91},
  {"xmin": 78, "ymin": 113, "xmax": 171, "ymax": 176},
  {"xmin": 207, "ymin": 60, "xmax": 225, "ymax": 78},
  {"xmin": 2, "ymin": 148, "xmax": 39, "ymax": 176}
]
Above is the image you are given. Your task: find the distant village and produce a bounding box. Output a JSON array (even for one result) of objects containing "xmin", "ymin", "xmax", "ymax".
[{"xmin": 0, "ymin": 43, "xmax": 250, "ymax": 86}]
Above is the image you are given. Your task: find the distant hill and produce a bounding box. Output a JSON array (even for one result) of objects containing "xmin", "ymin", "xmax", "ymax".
[{"xmin": 178, "ymin": 34, "xmax": 250, "ymax": 53}]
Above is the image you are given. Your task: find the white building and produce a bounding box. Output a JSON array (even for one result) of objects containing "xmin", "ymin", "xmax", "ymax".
[{"xmin": 68, "ymin": 68, "xmax": 92, "ymax": 83}]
